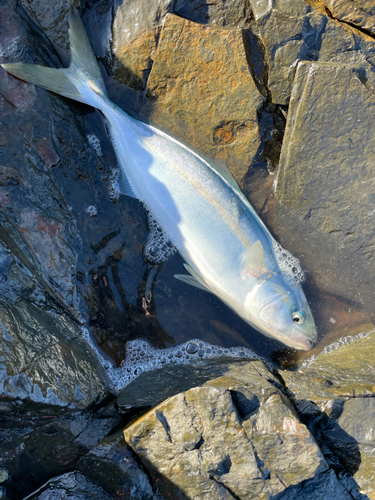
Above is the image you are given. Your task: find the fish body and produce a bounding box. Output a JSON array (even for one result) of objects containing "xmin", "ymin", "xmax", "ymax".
[{"xmin": 1, "ymin": 9, "xmax": 317, "ymax": 350}]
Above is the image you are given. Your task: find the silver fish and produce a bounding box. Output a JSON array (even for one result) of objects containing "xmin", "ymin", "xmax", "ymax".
[{"xmin": 1, "ymin": 9, "xmax": 317, "ymax": 350}]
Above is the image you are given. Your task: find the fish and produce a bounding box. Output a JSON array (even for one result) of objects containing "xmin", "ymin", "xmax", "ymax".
[{"xmin": 1, "ymin": 8, "xmax": 317, "ymax": 350}]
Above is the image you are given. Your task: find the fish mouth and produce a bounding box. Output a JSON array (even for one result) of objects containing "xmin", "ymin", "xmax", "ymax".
[{"xmin": 289, "ymin": 329, "xmax": 314, "ymax": 351}]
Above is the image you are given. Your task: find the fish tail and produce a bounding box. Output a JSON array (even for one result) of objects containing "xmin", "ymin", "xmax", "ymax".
[{"xmin": 1, "ymin": 7, "xmax": 107, "ymax": 107}]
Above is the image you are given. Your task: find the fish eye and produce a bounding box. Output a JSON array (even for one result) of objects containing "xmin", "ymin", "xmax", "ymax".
[{"xmin": 292, "ymin": 311, "xmax": 305, "ymax": 324}]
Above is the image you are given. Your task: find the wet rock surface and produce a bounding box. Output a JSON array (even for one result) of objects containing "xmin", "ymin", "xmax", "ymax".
[
  {"xmin": 274, "ymin": 60, "xmax": 375, "ymax": 321},
  {"xmin": 249, "ymin": 0, "xmax": 375, "ymax": 104},
  {"xmin": 0, "ymin": 0, "xmax": 374, "ymax": 498},
  {"xmin": 282, "ymin": 328, "xmax": 375, "ymax": 499},
  {"xmin": 23, "ymin": 471, "xmax": 112, "ymax": 500},
  {"xmin": 1, "ymin": 399, "xmax": 122, "ymax": 499},
  {"xmin": 75, "ymin": 428, "xmax": 164, "ymax": 499},
  {"xmin": 117, "ymin": 356, "xmax": 261, "ymax": 415},
  {"xmin": 124, "ymin": 359, "xmax": 363, "ymax": 499}
]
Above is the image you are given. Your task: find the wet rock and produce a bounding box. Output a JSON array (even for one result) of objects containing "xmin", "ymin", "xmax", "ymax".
[
  {"xmin": 123, "ymin": 359, "xmax": 358, "ymax": 498},
  {"xmin": 249, "ymin": 0, "xmax": 375, "ymax": 104},
  {"xmin": 173, "ymin": 0, "xmax": 253, "ymax": 27},
  {"xmin": 0, "ymin": 289, "xmax": 109, "ymax": 409},
  {"xmin": 312, "ymin": 0, "xmax": 375, "ymax": 36},
  {"xmin": 1, "ymin": 400, "xmax": 122, "ymax": 498},
  {"xmin": 117, "ymin": 356, "xmax": 261, "ymax": 415},
  {"xmin": 274, "ymin": 60, "xmax": 375, "ymax": 321},
  {"xmin": 112, "ymin": 0, "xmax": 173, "ymax": 51},
  {"xmin": 334, "ymin": 398, "xmax": 375, "ymax": 499},
  {"xmin": 23, "ymin": 471, "xmax": 112, "ymax": 500},
  {"xmin": 282, "ymin": 329, "xmax": 375, "ymax": 499},
  {"xmin": 282, "ymin": 329, "xmax": 375, "ymax": 410},
  {"xmin": 75, "ymin": 428, "xmax": 164, "ymax": 499},
  {"xmin": 21, "ymin": 0, "xmax": 82, "ymax": 62},
  {"xmin": 141, "ymin": 14, "xmax": 264, "ymax": 183},
  {"xmin": 113, "ymin": 27, "xmax": 161, "ymax": 93}
]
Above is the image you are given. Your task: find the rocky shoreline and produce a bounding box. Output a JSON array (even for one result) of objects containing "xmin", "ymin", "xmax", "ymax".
[{"xmin": 0, "ymin": 0, "xmax": 374, "ymax": 498}]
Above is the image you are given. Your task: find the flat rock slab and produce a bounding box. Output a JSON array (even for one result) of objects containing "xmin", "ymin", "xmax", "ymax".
[
  {"xmin": 274, "ymin": 60, "xmax": 375, "ymax": 320},
  {"xmin": 313, "ymin": 0, "xmax": 375, "ymax": 36},
  {"xmin": 139, "ymin": 14, "xmax": 264, "ymax": 183},
  {"xmin": 249, "ymin": 0, "xmax": 375, "ymax": 104},
  {"xmin": 283, "ymin": 329, "xmax": 375, "ymax": 499},
  {"xmin": 123, "ymin": 359, "xmax": 360, "ymax": 499}
]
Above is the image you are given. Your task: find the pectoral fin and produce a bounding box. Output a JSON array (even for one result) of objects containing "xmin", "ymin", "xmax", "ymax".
[
  {"xmin": 241, "ymin": 240, "xmax": 264, "ymax": 279},
  {"xmin": 174, "ymin": 264, "xmax": 212, "ymax": 293}
]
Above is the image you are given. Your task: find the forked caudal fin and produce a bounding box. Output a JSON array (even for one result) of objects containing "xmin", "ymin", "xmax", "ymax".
[{"xmin": 0, "ymin": 7, "xmax": 106, "ymax": 106}]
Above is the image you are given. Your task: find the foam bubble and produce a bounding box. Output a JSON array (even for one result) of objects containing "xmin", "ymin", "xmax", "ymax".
[
  {"xmin": 142, "ymin": 204, "xmax": 177, "ymax": 264},
  {"xmin": 85, "ymin": 206, "xmax": 97, "ymax": 217},
  {"xmin": 272, "ymin": 241, "xmax": 304, "ymax": 287},
  {"xmin": 80, "ymin": 327, "xmax": 259, "ymax": 392},
  {"xmin": 113, "ymin": 338, "xmax": 259, "ymax": 391},
  {"xmin": 87, "ymin": 134, "xmax": 102, "ymax": 157},
  {"xmin": 109, "ymin": 168, "xmax": 120, "ymax": 201}
]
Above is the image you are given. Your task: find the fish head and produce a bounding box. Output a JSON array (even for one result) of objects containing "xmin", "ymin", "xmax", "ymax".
[{"xmin": 244, "ymin": 275, "xmax": 317, "ymax": 350}]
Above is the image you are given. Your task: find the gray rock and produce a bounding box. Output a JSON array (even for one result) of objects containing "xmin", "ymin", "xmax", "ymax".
[
  {"xmin": 282, "ymin": 329, "xmax": 375, "ymax": 499},
  {"xmin": 326, "ymin": 398, "xmax": 375, "ymax": 498},
  {"xmin": 112, "ymin": 0, "xmax": 173, "ymax": 52},
  {"xmin": 249, "ymin": 0, "xmax": 375, "ymax": 104},
  {"xmin": 173, "ymin": 0, "xmax": 253, "ymax": 28},
  {"xmin": 312, "ymin": 0, "xmax": 375, "ymax": 36},
  {"xmin": 274, "ymin": 60, "xmax": 375, "ymax": 322},
  {"xmin": 75, "ymin": 428, "xmax": 164, "ymax": 499},
  {"xmin": 1, "ymin": 400, "xmax": 122, "ymax": 498},
  {"xmin": 117, "ymin": 357, "xmax": 263, "ymax": 415},
  {"xmin": 123, "ymin": 359, "xmax": 359, "ymax": 498},
  {"xmin": 22, "ymin": 471, "xmax": 112, "ymax": 500},
  {"xmin": 20, "ymin": 0, "xmax": 83, "ymax": 63}
]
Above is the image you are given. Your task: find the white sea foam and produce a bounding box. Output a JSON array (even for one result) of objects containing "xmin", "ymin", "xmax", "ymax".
[
  {"xmin": 272, "ymin": 241, "xmax": 304, "ymax": 287},
  {"xmin": 142, "ymin": 204, "xmax": 177, "ymax": 264},
  {"xmin": 85, "ymin": 205, "xmax": 97, "ymax": 217},
  {"xmin": 87, "ymin": 134, "xmax": 102, "ymax": 157},
  {"xmin": 80, "ymin": 327, "xmax": 259, "ymax": 392}
]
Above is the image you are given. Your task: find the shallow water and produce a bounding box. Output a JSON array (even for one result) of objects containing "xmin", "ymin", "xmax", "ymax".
[
  {"xmin": 80, "ymin": 108, "xmax": 373, "ymax": 373},
  {"xmin": 74, "ymin": 53, "xmax": 374, "ymax": 376}
]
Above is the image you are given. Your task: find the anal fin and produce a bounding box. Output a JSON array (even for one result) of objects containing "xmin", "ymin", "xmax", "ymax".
[{"xmin": 114, "ymin": 168, "xmax": 139, "ymax": 199}]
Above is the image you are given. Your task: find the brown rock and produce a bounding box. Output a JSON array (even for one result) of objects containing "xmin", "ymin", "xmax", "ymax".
[
  {"xmin": 140, "ymin": 14, "xmax": 264, "ymax": 184},
  {"xmin": 124, "ymin": 360, "xmax": 329, "ymax": 498},
  {"xmin": 311, "ymin": 0, "xmax": 375, "ymax": 36},
  {"xmin": 114, "ymin": 27, "xmax": 160, "ymax": 92},
  {"xmin": 282, "ymin": 328, "xmax": 375, "ymax": 412}
]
